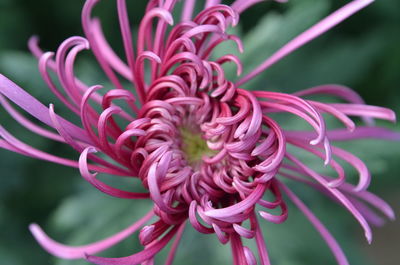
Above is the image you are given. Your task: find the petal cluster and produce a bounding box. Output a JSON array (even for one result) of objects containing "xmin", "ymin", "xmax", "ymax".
[{"xmin": 0, "ymin": 0, "xmax": 399, "ymax": 265}]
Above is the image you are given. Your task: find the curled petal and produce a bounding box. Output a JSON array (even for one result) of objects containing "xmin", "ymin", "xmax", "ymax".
[
  {"xmin": 137, "ymin": 7, "xmax": 174, "ymax": 53},
  {"xmin": 258, "ymin": 201, "xmax": 288, "ymax": 224},
  {"xmin": 189, "ymin": 201, "xmax": 214, "ymax": 234},
  {"xmin": 216, "ymin": 54, "xmax": 243, "ymax": 76},
  {"xmin": 79, "ymin": 147, "xmax": 149, "ymax": 199},
  {"xmin": 147, "ymin": 162, "xmax": 183, "ymax": 214},
  {"xmin": 205, "ymin": 184, "xmax": 267, "ymax": 220},
  {"xmin": 233, "ymin": 224, "xmax": 255, "ymax": 239},
  {"xmin": 331, "ymin": 145, "xmax": 370, "ymax": 192},
  {"xmin": 213, "ymin": 223, "xmax": 229, "ymax": 244}
]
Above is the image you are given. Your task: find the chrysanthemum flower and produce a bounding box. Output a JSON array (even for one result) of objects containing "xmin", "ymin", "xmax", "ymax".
[{"xmin": 0, "ymin": 0, "xmax": 399, "ymax": 264}]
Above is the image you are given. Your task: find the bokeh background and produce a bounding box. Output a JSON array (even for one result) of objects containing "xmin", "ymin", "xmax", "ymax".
[{"xmin": 0, "ymin": 0, "xmax": 399, "ymax": 264}]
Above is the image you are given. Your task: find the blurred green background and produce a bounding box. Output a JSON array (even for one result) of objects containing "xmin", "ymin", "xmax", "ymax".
[{"xmin": 0, "ymin": 0, "xmax": 399, "ymax": 264}]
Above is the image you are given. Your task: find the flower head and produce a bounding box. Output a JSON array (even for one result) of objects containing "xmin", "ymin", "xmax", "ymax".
[{"xmin": 0, "ymin": 0, "xmax": 399, "ymax": 265}]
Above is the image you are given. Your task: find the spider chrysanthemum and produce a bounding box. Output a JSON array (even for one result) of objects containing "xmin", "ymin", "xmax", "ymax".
[{"xmin": 0, "ymin": 0, "xmax": 399, "ymax": 265}]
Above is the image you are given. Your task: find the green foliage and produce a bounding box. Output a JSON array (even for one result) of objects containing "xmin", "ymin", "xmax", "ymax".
[
  {"xmin": 49, "ymin": 185, "xmax": 151, "ymax": 265},
  {"xmin": 238, "ymin": 0, "xmax": 330, "ymax": 90}
]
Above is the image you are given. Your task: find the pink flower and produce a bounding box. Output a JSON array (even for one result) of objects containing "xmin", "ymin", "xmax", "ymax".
[{"xmin": 0, "ymin": 0, "xmax": 398, "ymax": 264}]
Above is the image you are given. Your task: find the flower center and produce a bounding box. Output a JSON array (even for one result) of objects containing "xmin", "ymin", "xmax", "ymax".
[{"xmin": 180, "ymin": 126, "xmax": 215, "ymax": 168}]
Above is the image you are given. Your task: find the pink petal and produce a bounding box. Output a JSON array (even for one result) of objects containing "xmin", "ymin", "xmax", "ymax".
[
  {"xmin": 237, "ymin": 0, "xmax": 375, "ymax": 86},
  {"xmin": 86, "ymin": 225, "xmax": 180, "ymax": 265},
  {"xmin": 29, "ymin": 210, "xmax": 154, "ymax": 259},
  {"xmin": 279, "ymin": 182, "xmax": 350, "ymax": 265},
  {"xmin": 0, "ymin": 74, "xmax": 91, "ymax": 143}
]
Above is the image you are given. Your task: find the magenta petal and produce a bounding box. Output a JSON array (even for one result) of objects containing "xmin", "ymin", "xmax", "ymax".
[
  {"xmin": 286, "ymin": 154, "xmax": 373, "ymax": 244},
  {"xmin": 29, "ymin": 210, "xmax": 153, "ymax": 259},
  {"xmin": 258, "ymin": 201, "xmax": 288, "ymax": 224},
  {"xmin": 237, "ymin": 0, "xmax": 375, "ymax": 86},
  {"xmin": 0, "ymin": 95, "xmax": 65, "ymax": 143},
  {"xmin": 285, "ymin": 127, "xmax": 400, "ymax": 143},
  {"xmin": 233, "ymin": 224, "xmax": 255, "ymax": 239},
  {"xmin": 79, "ymin": 147, "xmax": 150, "ymax": 199},
  {"xmin": 2, "ymin": 1, "xmax": 398, "ymax": 265},
  {"xmin": 164, "ymin": 222, "xmax": 186, "ymax": 265},
  {"xmin": 243, "ymin": 246, "xmax": 257, "ymax": 265},
  {"xmin": 250, "ymin": 213, "xmax": 271, "ymax": 265},
  {"xmin": 86, "ymin": 225, "xmax": 180, "ymax": 265},
  {"xmin": 280, "ymin": 182, "xmax": 350, "ymax": 265},
  {"xmin": 181, "ymin": 0, "xmax": 195, "ymax": 21},
  {"xmin": 0, "ymin": 74, "xmax": 91, "ymax": 144},
  {"xmin": 205, "ymin": 184, "xmax": 267, "ymax": 219},
  {"xmin": 231, "ymin": 0, "xmax": 265, "ymax": 14}
]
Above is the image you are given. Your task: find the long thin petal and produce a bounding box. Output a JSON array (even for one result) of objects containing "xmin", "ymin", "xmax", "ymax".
[
  {"xmin": 87, "ymin": 225, "xmax": 180, "ymax": 265},
  {"xmin": 0, "ymin": 74, "xmax": 91, "ymax": 143},
  {"xmin": 286, "ymin": 153, "xmax": 373, "ymax": 243},
  {"xmin": 236, "ymin": 0, "xmax": 374, "ymax": 86},
  {"xmin": 279, "ymin": 165, "xmax": 395, "ymax": 221},
  {"xmin": 29, "ymin": 210, "xmax": 154, "ymax": 259},
  {"xmin": 250, "ymin": 213, "xmax": 271, "ymax": 265},
  {"xmin": 279, "ymin": 182, "xmax": 350, "ymax": 265},
  {"xmin": 285, "ymin": 127, "xmax": 400, "ymax": 142},
  {"xmin": 0, "ymin": 95, "xmax": 65, "ymax": 143},
  {"xmin": 181, "ymin": 0, "xmax": 195, "ymax": 21},
  {"xmin": 164, "ymin": 222, "xmax": 186, "ymax": 265}
]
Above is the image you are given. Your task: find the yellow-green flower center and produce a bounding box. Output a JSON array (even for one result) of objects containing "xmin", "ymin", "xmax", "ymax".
[{"xmin": 180, "ymin": 127, "xmax": 215, "ymax": 166}]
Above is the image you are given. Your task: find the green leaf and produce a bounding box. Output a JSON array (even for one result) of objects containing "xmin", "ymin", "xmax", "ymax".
[
  {"xmin": 238, "ymin": 0, "xmax": 330, "ymax": 89},
  {"xmin": 50, "ymin": 184, "xmax": 152, "ymax": 265}
]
